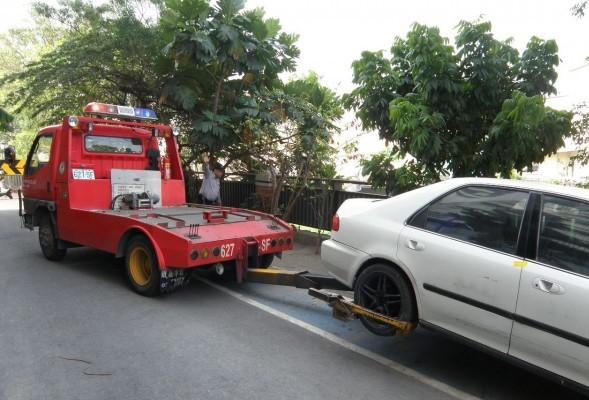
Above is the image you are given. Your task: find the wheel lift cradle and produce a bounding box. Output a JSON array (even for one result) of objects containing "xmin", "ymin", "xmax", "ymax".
[{"xmin": 243, "ymin": 268, "xmax": 417, "ymax": 335}]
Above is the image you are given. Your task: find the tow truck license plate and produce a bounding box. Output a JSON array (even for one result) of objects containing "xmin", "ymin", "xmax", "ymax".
[{"xmin": 72, "ymin": 169, "xmax": 95, "ymax": 180}]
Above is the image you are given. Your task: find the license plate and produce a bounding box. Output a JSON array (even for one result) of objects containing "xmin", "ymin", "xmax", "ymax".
[{"xmin": 72, "ymin": 169, "xmax": 95, "ymax": 180}]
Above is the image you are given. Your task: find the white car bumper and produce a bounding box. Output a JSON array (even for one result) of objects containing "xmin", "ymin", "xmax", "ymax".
[{"xmin": 321, "ymin": 239, "xmax": 369, "ymax": 288}]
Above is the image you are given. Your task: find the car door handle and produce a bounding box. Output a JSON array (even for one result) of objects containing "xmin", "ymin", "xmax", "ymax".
[
  {"xmin": 533, "ymin": 278, "xmax": 565, "ymax": 295},
  {"xmin": 406, "ymin": 239, "xmax": 425, "ymax": 251}
]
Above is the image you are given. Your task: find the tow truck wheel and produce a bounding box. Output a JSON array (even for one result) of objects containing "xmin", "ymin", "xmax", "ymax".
[
  {"xmin": 354, "ymin": 264, "xmax": 416, "ymax": 336},
  {"xmin": 38, "ymin": 214, "xmax": 67, "ymax": 261},
  {"xmin": 125, "ymin": 236, "xmax": 161, "ymax": 297},
  {"xmin": 257, "ymin": 253, "xmax": 274, "ymax": 269}
]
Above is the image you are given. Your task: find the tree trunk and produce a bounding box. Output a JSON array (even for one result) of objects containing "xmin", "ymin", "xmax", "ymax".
[
  {"xmin": 282, "ymin": 163, "xmax": 310, "ymax": 220},
  {"xmin": 213, "ymin": 79, "xmax": 223, "ymax": 115}
]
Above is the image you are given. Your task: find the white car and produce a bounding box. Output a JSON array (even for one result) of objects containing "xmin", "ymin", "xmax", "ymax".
[{"xmin": 321, "ymin": 178, "xmax": 588, "ymax": 392}]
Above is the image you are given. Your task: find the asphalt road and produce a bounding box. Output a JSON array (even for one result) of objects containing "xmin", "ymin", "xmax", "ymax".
[
  {"xmin": 0, "ymin": 199, "xmax": 453, "ymax": 400},
  {"xmin": 0, "ymin": 198, "xmax": 584, "ymax": 400}
]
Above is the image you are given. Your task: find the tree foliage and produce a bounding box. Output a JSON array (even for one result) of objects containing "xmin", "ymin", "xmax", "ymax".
[
  {"xmin": 248, "ymin": 73, "xmax": 343, "ymax": 216},
  {"xmin": 572, "ymin": 1, "xmax": 588, "ymax": 18},
  {"xmin": 3, "ymin": 0, "xmax": 165, "ymax": 126},
  {"xmin": 571, "ymin": 103, "xmax": 589, "ymax": 166},
  {"xmin": 345, "ymin": 20, "xmax": 572, "ymax": 193},
  {"xmin": 0, "ymin": 13, "xmax": 64, "ymax": 149},
  {"xmin": 0, "ymin": 0, "xmax": 343, "ymax": 179},
  {"xmin": 0, "ymin": 106, "xmax": 13, "ymax": 133},
  {"xmin": 160, "ymin": 0, "xmax": 300, "ymax": 158}
]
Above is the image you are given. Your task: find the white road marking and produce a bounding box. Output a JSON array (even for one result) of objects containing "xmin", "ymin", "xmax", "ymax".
[{"xmin": 199, "ymin": 277, "xmax": 480, "ymax": 400}]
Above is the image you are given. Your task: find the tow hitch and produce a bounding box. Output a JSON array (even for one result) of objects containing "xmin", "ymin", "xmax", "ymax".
[
  {"xmin": 308, "ymin": 288, "xmax": 416, "ymax": 336},
  {"xmin": 244, "ymin": 268, "xmax": 416, "ymax": 335}
]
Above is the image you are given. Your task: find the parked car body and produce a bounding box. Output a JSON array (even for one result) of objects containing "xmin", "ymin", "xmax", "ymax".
[{"xmin": 321, "ymin": 178, "xmax": 589, "ymax": 392}]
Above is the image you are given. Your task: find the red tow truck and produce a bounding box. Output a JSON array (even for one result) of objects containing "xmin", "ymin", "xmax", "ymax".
[{"xmin": 21, "ymin": 103, "xmax": 295, "ymax": 296}]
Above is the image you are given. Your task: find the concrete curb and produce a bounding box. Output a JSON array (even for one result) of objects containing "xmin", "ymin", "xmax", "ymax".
[{"xmin": 295, "ymin": 229, "xmax": 329, "ymax": 246}]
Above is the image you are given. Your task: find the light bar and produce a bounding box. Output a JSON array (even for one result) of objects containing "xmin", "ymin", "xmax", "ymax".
[{"xmin": 84, "ymin": 102, "xmax": 158, "ymax": 121}]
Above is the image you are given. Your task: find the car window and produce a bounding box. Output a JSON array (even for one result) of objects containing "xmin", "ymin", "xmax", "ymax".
[
  {"xmin": 25, "ymin": 135, "xmax": 53, "ymax": 175},
  {"xmin": 410, "ymin": 186, "xmax": 528, "ymax": 255},
  {"xmin": 537, "ymin": 195, "xmax": 589, "ymax": 277},
  {"xmin": 85, "ymin": 135, "xmax": 143, "ymax": 154}
]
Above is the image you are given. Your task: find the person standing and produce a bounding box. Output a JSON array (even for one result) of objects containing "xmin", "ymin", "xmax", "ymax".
[
  {"xmin": 0, "ymin": 175, "xmax": 13, "ymax": 199},
  {"xmin": 0, "ymin": 146, "xmax": 16, "ymax": 199},
  {"xmin": 199, "ymin": 153, "xmax": 224, "ymax": 206}
]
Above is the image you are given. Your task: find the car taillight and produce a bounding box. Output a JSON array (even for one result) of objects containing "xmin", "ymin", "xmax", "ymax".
[{"xmin": 332, "ymin": 214, "xmax": 340, "ymax": 231}]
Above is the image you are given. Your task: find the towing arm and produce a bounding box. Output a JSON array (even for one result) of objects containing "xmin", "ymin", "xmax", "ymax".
[
  {"xmin": 245, "ymin": 268, "xmax": 350, "ymax": 290},
  {"xmin": 308, "ymin": 288, "xmax": 416, "ymax": 336},
  {"xmin": 244, "ymin": 268, "xmax": 416, "ymax": 335}
]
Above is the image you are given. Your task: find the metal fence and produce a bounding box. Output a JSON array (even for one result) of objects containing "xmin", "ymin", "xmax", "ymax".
[{"xmin": 185, "ymin": 173, "xmax": 387, "ymax": 230}]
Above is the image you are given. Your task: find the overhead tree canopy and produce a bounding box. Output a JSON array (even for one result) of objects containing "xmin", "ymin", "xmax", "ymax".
[
  {"xmin": 159, "ymin": 0, "xmax": 301, "ymax": 163},
  {"xmin": 3, "ymin": 0, "xmax": 165, "ymax": 126},
  {"xmin": 344, "ymin": 20, "xmax": 573, "ymax": 194},
  {"xmin": 1, "ymin": 0, "xmax": 343, "ymax": 176}
]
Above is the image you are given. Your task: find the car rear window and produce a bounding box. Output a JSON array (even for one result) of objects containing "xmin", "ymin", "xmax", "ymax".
[
  {"xmin": 85, "ymin": 135, "xmax": 143, "ymax": 154},
  {"xmin": 410, "ymin": 186, "xmax": 528, "ymax": 255}
]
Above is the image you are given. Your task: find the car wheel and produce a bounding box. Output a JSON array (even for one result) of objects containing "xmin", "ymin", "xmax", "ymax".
[
  {"xmin": 354, "ymin": 264, "xmax": 416, "ymax": 336},
  {"xmin": 125, "ymin": 236, "xmax": 161, "ymax": 296},
  {"xmin": 38, "ymin": 213, "xmax": 67, "ymax": 261}
]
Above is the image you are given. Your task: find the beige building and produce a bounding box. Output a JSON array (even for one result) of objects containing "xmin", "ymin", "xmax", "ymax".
[{"xmin": 521, "ymin": 144, "xmax": 589, "ymax": 186}]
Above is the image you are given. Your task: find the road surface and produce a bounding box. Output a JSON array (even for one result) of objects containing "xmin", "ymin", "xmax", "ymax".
[{"xmin": 0, "ymin": 199, "xmax": 583, "ymax": 399}]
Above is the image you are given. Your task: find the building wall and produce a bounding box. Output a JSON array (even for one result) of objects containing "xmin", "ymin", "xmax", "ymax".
[{"xmin": 522, "ymin": 150, "xmax": 589, "ymax": 185}]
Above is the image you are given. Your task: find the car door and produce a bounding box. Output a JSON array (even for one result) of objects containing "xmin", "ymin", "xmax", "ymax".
[
  {"xmin": 23, "ymin": 133, "xmax": 55, "ymax": 201},
  {"xmin": 509, "ymin": 194, "xmax": 589, "ymax": 387},
  {"xmin": 398, "ymin": 185, "xmax": 530, "ymax": 353}
]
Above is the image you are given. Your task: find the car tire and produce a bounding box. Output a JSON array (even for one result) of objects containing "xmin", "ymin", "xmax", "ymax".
[
  {"xmin": 38, "ymin": 213, "xmax": 67, "ymax": 261},
  {"xmin": 354, "ymin": 263, "xmax": 416, "ymax": 336},
  {"xmin": 125, "ymin": 235, "xmax": 161, "ymax": 297}
]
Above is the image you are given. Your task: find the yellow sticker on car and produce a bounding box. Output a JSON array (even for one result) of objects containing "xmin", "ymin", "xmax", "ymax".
[{"xmin": 513, "ymin": 260, "xmax": 528, "ymax": 268}]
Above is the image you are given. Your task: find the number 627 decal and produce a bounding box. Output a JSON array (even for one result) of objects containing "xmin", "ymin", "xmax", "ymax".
[{"xmin": 220, "ymin": 243, "xmax": 234, "ymax": 258}]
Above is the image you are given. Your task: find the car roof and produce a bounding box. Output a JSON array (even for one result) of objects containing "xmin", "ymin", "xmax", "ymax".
[{"xmin": 440, "ymin": 177, "xmax": 589, "ymax": 201}]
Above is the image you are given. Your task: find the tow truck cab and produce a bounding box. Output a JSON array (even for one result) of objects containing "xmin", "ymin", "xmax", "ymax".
[{"xmin": 21, "ymin": 103, "xmax": 294, "ymax": 296}]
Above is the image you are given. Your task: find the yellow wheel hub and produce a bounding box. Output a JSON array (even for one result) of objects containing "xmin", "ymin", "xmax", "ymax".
[{"xmin": 129, "ymin": 247, "xmax": 152, "ymax": 286}]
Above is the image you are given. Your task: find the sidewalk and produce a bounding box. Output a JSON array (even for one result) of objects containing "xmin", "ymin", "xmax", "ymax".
[{"xmin": 273, "ymin": 239, "xmax": 327, "ymax": 275}]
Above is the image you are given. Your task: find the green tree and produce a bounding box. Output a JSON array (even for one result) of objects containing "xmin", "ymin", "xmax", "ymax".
[
  {"xmin": 345, "ymin": 20, "xmax": 572, "ymax": 193},
  {"xmin": 2, "ymin": 0, "xmax": 165, "ymax": 126},
  {"xmin": 160, "ymin": 0, "xmax": 300, "ymax": 164},
  {"xmin": 1, "ymin": 0, "xmax": 344, "ymax": 192},
  {"xmin": 246, "ymin": 73, "xmax": 343, "ymax": 216},
  {"xmin": 0, "ymin": 107, "xmax": 13, "ymax": 132},
  {"xmin": 1, "ymin": 0, "xmax": 309, "ymax": 167},
  {"xmin": 0, "ymin": 14, "xmax": 63, "ymax": 149}
]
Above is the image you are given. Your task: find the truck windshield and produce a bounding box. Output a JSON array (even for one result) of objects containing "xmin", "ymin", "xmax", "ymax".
[{"xmin": 85, "ymin": 135, "xmax": 143, "ymax": 154}]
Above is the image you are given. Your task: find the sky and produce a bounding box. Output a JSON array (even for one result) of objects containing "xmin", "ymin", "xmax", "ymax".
[{"xmin": 1, "ymin": 0, "xmax": 588, "ymax": 177}]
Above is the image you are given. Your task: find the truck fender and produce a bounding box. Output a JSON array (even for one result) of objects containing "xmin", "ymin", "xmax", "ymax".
[{"xmin": 117, "ymin": 226, "xmax": 167, "ymax": 270}]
